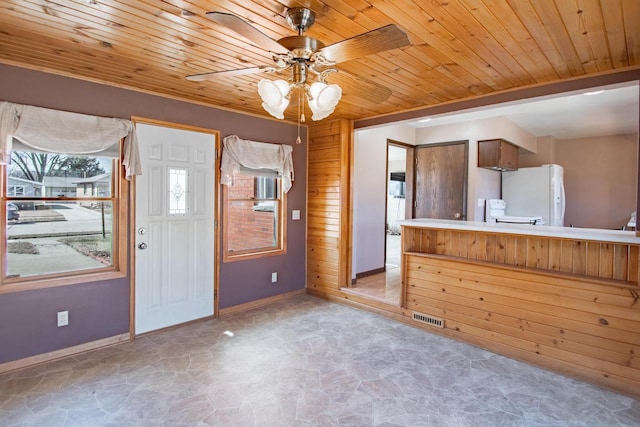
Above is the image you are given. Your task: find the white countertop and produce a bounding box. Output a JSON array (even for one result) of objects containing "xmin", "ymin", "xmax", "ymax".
[{"xmin": 399, "ymin": 219, "xmax": 640, "ymax": 244}]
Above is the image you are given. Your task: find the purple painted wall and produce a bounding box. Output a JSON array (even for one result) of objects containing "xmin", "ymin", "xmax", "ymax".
[
  {"xmin": 0, "ymin": 279, "xmax": 129, "ymax": 362},
  {"xmin": 0, "ymin": 64, "xmax": 307, "ymax": 364}
]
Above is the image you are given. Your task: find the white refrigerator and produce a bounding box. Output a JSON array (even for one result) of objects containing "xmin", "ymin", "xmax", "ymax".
[{"xmin": 501, "ymin": 164, "xmax": 566, "ymax": 226}]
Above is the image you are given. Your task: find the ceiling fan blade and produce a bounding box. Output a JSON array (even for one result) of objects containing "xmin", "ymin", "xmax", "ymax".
[
  {"xmin": 186, "ymin": 66, "xmax": 271, "ymax": 81},
  {"xmin": 206, "ymin": 12, "xmax": 288, "ymax": 54},
  {"xmin": 318, "ymin": 25, "xmax": 410, "ymax": 64},
  {"xmin": 329, "ymin": 70, "xmax": 393, "ymax": 104}
]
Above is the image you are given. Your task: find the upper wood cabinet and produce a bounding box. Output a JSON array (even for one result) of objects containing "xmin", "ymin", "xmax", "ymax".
[{"xmin": 477, "ymin": 139, "xmax": 519, "ymax": 171}]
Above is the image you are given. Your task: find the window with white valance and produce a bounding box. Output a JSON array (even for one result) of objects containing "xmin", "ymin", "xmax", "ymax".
[
  {"xmin": 221, "ymin": 134, "xmax": 294, "ymax": 193},
  {"xmin": 0, "ymin": 101, "xmax": 134, "ymax": 289},
  {"xmin": 0, "ymin": 101, "xmax": 141, "ymax": 179},
  {"xmin": 221, "ymin": 135, "xmax": 294, "ymax": 261}
]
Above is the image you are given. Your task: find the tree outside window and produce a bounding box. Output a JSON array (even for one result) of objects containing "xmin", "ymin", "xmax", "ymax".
[{"xmin": 3, "ymin": 151, "xmax": 117, "ymax": 279}]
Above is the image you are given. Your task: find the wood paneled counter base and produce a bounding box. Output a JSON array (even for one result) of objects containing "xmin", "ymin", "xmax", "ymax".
[{"xmin": 400, "ymin": 219, "xmax": 640, "ymax": 398}]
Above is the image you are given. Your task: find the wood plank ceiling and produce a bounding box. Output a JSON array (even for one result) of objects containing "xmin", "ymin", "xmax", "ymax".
[{"xmin": 0, "ymin": 0, "xmax": 638, "ymax": 123}]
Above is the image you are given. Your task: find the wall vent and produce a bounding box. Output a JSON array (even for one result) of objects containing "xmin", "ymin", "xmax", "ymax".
[{"xmin": 412, "ymin": 312, "xmax": 444, "ymax": 328}]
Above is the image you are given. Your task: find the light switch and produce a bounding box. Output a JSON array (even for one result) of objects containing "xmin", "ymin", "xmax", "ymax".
[{"xmin": 292, "ymin": 210, "xmax": 301, "ymax": 220}]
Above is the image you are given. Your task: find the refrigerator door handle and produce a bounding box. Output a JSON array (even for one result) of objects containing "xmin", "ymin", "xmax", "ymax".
[{"xmin": 560, "ymin": 181, "xmax": 566, "ymax": 223}]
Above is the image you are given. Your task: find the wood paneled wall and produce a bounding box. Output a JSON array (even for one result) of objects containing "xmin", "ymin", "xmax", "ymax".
[
  {"xmin": 403, "ymin": 227, "xmax": 640, "ymax": 284},
  {"xmin": 307, "ymin": 119, "xmax": 352, "ymax": 291},
  {"xmin": 403, "ymin": 226, "xmax": 640, "ymax": 397}
]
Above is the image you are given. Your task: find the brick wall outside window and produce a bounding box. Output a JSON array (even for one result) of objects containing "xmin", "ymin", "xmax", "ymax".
[{"xmin": 226, "ymin": 174, "xmax": 278, "ymax": 253}]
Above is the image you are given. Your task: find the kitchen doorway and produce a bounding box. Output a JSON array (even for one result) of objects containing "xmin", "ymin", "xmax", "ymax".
[
  {"xmin": 346, "ymin": 140, "xmax": 413, "ymax": 305},
  {"xmin": 386, "ymin": 142, "xmax": 412, "ymax": 266}
]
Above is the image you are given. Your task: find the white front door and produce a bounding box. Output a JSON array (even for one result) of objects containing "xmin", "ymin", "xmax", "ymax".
[{"xmin": 134, "ymin": 122, "xmax": 216, "ymax": 334}]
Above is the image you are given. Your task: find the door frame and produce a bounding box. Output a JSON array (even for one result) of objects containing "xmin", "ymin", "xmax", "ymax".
[
  {"xmin": 413, "ymin": 140, "xmax": 468, "ymax": 220},
  {"xmin": 384, "ymin": 139, "xmax": 414, "ymax": 266},
  {"xmin": 129, "ymin": 117, "xmax": 221, "ymax": 337}
]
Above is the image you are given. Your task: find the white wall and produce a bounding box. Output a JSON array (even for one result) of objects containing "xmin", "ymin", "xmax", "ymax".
[
  {"xmin": 416, "ymin": 116, "xmax": 537, "ymax": 221},
  {"xmin": 353, "ymin": 124, "xmax": 415, "ymax": 277}
]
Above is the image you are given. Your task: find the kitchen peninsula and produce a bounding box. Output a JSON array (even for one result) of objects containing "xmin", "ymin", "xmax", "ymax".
[{"xmin": 399, "ymin": 219, "xmax": 640, "ymax": 397}]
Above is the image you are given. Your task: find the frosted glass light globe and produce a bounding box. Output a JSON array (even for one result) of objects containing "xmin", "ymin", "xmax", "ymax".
[
  {"xmin": 307, "ymin": 82, "xmax": 342, "ymax": 121},
  {"xmin": 258, "ymin": 79, "xmax": 291, "ymax": 119}
]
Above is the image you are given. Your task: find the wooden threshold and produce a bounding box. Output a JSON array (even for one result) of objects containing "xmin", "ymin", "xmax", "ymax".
[{"xmin": 355, "ymin": 266, "xmax": 386, "ymax": 279}]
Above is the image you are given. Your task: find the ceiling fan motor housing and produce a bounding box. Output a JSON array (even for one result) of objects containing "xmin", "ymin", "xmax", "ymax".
[{"xmin": 278, "ymin": 36, "xmax": 324, "ymax": 60}]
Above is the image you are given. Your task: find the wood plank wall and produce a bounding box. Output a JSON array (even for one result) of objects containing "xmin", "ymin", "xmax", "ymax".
[
  {"xmin": 307, "ymin": 119, "xmax": 352, "ymax": 291},
  {"xmin": 403, "ymin": 226, "xmax": 640, "ymax": 397},
  {"xmin": 403, "ymin": 227, "xmax": 640, "ymax": 284}
]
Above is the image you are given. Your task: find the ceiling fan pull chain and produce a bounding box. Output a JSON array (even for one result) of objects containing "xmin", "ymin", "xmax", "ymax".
[{"xmin": 296, "ymin": 90, "xmax": 303, "ymax": 144}]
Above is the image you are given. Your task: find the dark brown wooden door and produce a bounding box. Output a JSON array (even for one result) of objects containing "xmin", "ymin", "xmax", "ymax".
[{"xmin": 414, "ymin": 142, "xmax": 467, "ymax": 220}]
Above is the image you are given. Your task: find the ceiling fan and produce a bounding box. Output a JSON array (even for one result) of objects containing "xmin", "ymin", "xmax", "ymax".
[{"xmin": 186, "ymin": 7, "xmax": 410, "ymax": 121}]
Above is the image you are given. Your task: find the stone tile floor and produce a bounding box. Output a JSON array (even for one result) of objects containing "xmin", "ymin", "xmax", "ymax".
[{"xmin": 1, "ymin": 295, "xmax": 638, "ymax": 426}]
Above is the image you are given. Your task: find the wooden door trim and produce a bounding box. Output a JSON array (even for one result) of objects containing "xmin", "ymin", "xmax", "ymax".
[
  {"xmin": 341, "ymin": 120, "xmax": 354, "ymax": 289},
  {"xmin": 413, "ymin": 140, "xmax": 469, "ymax": 220}
]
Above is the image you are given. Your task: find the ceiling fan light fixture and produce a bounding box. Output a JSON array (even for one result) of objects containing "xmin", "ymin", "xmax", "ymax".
[
  {"xmin": 258, "ymin": 79, "xmax": 290, "ymax": 119},
  {"xmin": 307, "ymin": 81, "xmax": 342, "ymax": 121},
  {"xmin": 192, "ymin": 8, "xmax": 410, "ymax": 122}
]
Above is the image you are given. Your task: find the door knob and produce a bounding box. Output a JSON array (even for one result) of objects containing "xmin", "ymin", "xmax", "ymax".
[
  {"xmin": 138, "ymin": 242, "xmax": 147, "ymax": 250},
  {"xmin": 454, "ymin": 212, "xmax": 462, "ymax": 219}
]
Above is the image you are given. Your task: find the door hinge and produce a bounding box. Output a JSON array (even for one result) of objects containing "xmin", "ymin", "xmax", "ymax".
[{"xmin": 414, "ymin": 201, "xmax": 418, "ymax": 208}]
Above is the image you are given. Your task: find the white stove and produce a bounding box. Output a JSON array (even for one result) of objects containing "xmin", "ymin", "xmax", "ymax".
[{"xmin": 486, "ymin": 199, "xmax": 545, "ymax": 225}]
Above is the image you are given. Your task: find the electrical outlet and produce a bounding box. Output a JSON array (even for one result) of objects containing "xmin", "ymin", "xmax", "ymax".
[
  {"xmin": 292, "ymin": 210, "xmax": 301, "ymax": 220},
  {"xmin": 57, "ymin": 311, "xmax": 69, "ymax": 327},
  {"xmin": 478, "ymin": 198, "xmax": 486, "ymax": 207},
  {"xmin": 271, "ymin": 272, "xmax": 278, "ymax": 283}
]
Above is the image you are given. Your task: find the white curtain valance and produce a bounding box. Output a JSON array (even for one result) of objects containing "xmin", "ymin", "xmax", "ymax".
[
  {"xmin": 221, "ymin": 135, "xmax": 294, "ymax": 193},
  {"xmin": 0, "ymin": 101, "xmax": 141, "ymax": 179}
]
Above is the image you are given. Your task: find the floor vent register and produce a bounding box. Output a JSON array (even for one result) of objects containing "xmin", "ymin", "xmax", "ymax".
[{"xmin": 412, "ymin": 312, "xmax": 444, "ymax": 328}]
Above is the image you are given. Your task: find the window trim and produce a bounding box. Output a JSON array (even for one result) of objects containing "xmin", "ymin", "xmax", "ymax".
[
  {"xmin": 222, "ymin": 172, "xmax": 287, "ymax": 262},
  {"xmin": 0, "ymin": 147, "xmax": 129, "ymax": 294}
]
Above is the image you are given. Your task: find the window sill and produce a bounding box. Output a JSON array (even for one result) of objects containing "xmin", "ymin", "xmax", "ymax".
[
  {"xmin": 0, "ymin": 269, "xmax": 127, "ymax": 294},
  {"xmin": 223, "ymin": 248, "xmax": 286, "ymax": 263}
]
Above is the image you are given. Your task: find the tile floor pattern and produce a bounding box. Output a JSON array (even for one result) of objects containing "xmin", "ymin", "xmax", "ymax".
[{"xmin": 1, "ymin": 295, "xmax": 639, "ymax": 426}]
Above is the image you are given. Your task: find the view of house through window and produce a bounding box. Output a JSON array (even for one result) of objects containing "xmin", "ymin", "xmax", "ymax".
[
  {"xmin": 4, "ymin": 151, "xmax": 116, "ymax": 278},
  {"xmin": 224, "ymin": 170, "xmax": 284, "ymax": 259}
]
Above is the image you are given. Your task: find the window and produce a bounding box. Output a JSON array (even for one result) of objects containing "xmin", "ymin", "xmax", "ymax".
[
  {"xmin": 2, "ymin": 150, "xmax": 127, "ymax": 285},
  {"xmin": 168, "ymin": 167, "xmax": 188, "ymax": 215},
  {"xmin": 8, "ymin": 185, "xmax": 25, "ymax": 196},
  {"xmin": 255, "ymin": 176, "xmax": 276, "ymax": 200},
  {"xmin": 223, "ymin": 170, "xmax": 286, "ymax": 261}
]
